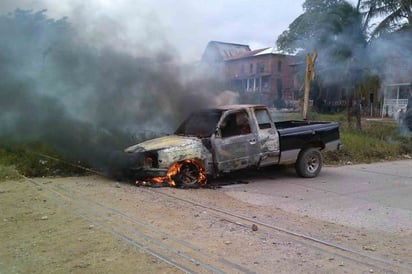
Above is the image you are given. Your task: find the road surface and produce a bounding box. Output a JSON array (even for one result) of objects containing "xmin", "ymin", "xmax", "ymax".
[{"xmin": 222, "ymin": 159, "xmax": 412, "ymax": 233}]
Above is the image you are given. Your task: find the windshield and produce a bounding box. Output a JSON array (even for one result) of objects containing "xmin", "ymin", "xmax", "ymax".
[{"xmin": 175, "ymin": 110, "xmax": 222, "ymax": 138}]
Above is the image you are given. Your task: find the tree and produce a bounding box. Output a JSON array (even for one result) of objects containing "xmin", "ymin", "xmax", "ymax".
[
  {"xmin": 277, "ymin": 0, "xmax": 368, "ymax": 129},
  {"xmin": 277, "ymin": 0, "xmax": 365, "ymax": 55},
  {"xmin": 361, "ymin": 0, "xmax": 412, "ymax": 38}
]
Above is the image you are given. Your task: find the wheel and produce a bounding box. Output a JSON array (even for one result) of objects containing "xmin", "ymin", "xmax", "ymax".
[
  {"xmin": 173, "ymin": 161, "xmax": 202, "ymax": 188},
  {"xmin": 295, "ymin": 148, "xmax": 323, "ymax": 178}
]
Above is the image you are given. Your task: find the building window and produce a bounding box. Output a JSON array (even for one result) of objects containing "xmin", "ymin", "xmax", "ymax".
[
  {"xmin": 278, "ymin": 61, "xmax": 282, "ymax": 72},
  {"xmin": 277, "ymin": 78, "xmax": 283, "ymax": 94},
  {"xmin": 247, "ymin": 78, "xmax": 257, "ymax": 92},
  {"xmin": 262, "ymin": 76, "xmax": 269, "ymax": 92},
  {"xmin": 250, "ymin": 63, "xmax": 253, "ymax": 74},
  {"xmin": 258, "ymin": 63, "xmax": 264, "ymax": 73}
]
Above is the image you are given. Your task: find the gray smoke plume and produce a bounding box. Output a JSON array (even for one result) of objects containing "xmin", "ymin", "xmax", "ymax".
[
  {"xmin": 369, "ymin": 30, "xmax": 412, "ymax": 132},
  {"xmin": 0, "ymin": 8, "xmax": 234, "ymax": 169}
]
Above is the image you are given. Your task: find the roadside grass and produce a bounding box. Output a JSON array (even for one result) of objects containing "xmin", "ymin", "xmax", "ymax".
[
  {"xmin": 0, "ymin": 165, "xmax": 21, "ymax": 181},
  {"xmin": 309, "ymin": 112, "xmax": 412, "ymax": 165},
  {"xmin": 327, "ymin": 130, "xmax": 403, "ymax": 164},
  {"xmin": 0, "ymin": 140, "xmax": 86, "ymax": 178}
]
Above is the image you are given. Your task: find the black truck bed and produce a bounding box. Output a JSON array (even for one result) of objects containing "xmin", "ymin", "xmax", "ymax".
[{"xmin": 275, "ymin": 120, "xmax": 340, "ymax": 151}]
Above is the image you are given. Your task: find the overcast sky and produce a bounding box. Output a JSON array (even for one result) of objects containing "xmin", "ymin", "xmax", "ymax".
[{"xmin": 0, "ymin": 0, "xmax": 358, "ymax": 62}]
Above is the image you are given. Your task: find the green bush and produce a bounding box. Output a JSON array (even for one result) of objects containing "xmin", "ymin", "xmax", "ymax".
[
  {"xmin": 0, "ymin": 140, "xmax": 86, "ymax": 177},
  {"xmin": 319, "ymin": 116, "xmax": 411, "ymax": 164}
]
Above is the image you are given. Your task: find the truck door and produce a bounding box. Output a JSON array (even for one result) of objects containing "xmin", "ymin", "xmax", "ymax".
[
  {"xmin": 253, "ymin": 108, "xmax": 280, "ymax": 166},
  {"xmin": 213, "ymin": 109, "xmax": 259, "ymax": 172}
]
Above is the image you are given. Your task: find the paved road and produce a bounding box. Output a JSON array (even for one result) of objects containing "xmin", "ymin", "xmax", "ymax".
[{"xmin": 221, "ymin": 160, "xmax": 412, "ymax": 233}]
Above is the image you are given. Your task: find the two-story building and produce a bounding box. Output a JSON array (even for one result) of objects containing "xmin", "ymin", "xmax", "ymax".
[
  {"xmin": 224, "ymin": 47, "xmax": 297, "ymax": 105},
  {"xmin": 201, "ymin": 41, "xmax": 298, "ymax": 107}
]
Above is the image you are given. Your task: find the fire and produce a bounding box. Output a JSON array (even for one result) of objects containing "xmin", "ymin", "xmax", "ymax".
[{"xmin": 136, "ymin": 159, "xmax": 207, "ymax": 187}]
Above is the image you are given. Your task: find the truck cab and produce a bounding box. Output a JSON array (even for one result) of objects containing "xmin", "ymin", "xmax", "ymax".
[{"xmin": 211, "ymin": 105, "xmax": 280, "ymax": 173}]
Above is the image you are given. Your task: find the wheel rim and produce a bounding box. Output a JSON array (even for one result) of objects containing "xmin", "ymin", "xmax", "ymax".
[
  {"xmin": 178, "ymin": 163, "xmax": 199, "ymax": 186},
  {"xmin": 306, "ymin": 153, "xmax": 320, "ymax": 173}
]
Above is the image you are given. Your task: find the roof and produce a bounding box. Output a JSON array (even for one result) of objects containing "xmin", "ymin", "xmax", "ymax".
[
  {"xmin": 225, "ymin": 47, "xmax": 290, "ymax": 61},
  {"xmin": 255, "ymin": 47, "xmax": 285, "ymax": 56},
  {"xmin": 215, "ymin": 104, "xmax": 266, "ymax": 110},
  {"xmin": 224, "ymin": 48, "xmax": 269, "ymax": 60},
  {"xmin": 201, "ymin": 41, "xmax": 251, "ymax": 62}
]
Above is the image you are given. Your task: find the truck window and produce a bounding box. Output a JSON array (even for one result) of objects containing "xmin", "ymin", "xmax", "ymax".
[
  {"xmin": 255, "ymin": 109, "xmax": 272, "ymax": 129},
  {"xmin": 220, "ymin": 111, "xmax": 251, "ymax": 138},
  {"xmin": 175, "ymin": 110, "xmax": 222, "ymax": 137}
]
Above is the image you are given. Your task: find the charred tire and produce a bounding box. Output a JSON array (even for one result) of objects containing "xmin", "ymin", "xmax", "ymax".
[
  {"xmin": 173, "ymin": 162, "xmax": 201, "ymax": 188},
  {"xmin": 295, "ymin": 148, "xmax": 323, "ymax": 178}
]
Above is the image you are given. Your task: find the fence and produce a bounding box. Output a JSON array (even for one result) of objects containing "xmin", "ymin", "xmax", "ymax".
[{"xmin": 381, "ymin": 99, "xmax": 409, "ymax": 118}]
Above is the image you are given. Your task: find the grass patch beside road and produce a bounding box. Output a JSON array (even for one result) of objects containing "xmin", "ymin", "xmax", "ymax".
[
  {"xmin": 0, "ymin": 141, "xmax": 86, "ymax": 178},
  {"xmin": 325, "ymin": 129, "xmax": 404, "ymax": 165},
  {"xmin": 0, "ymin": 165, "xmax": 21, "ymax": 181},
  {"xmin": 311, "ymin": 113, "xmax": 411, "ymax": 165}
]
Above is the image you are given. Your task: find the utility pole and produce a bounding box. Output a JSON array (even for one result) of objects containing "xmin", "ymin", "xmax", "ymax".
[{"xmin": 303, "ymin": 51, "xmax": 317, "ymax": 120}]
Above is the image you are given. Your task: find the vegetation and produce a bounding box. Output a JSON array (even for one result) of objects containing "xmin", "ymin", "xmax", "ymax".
[
  {"xmin": 277, "ymin": 0, "xmax": 412, "ymax": 62},
  {"xmin": 361, "ymin": 0, "xmax": 412, "ymax": 38},
  {"xmin": 311, "ymin": 112, "xmax": 412, "ymax": 164},
  {"xmin": 277, "ymin": 0, "xmax": 372, "ymax": 130},
  {"xmin": 277, "ymin": 0, "xmax": 365, "ymax": 54},
  {"xmin": 0, "ymin": 165, "xmax": 21, "ymax": 181},
  {"xmin": 0, "ymin": 141, "xmax": 87, "ymax": 180},
  {"xmin": 277, "ymin": 0, "xmax": 412, "ymax": 131}
]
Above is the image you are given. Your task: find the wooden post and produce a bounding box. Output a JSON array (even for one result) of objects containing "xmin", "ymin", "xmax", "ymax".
[{"xmin": 303, "ymin": 51, "xmax": 317, "ymax": 120}]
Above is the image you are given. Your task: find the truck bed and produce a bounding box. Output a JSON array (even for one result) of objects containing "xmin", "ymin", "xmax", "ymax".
[{"xmin": 275, "ymin": 120, "xmax": 340, "ymax": 152}]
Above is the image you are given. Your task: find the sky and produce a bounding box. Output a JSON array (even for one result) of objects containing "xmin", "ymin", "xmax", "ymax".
[
  {"xmin": 0, "ymin": 0, "xmax": 310, "ymax": 62},
  {"xmin": 0, "ymin": 0, "xmax": 361, "ymax": 62}
]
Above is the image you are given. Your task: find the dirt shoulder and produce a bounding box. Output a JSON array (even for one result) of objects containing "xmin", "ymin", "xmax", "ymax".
[
  {"xmin": 1, "ymin": 174, "xmax": 411, "ymax": 273},
  {"xmin": 0, "ymin": 178, "xmax": 181, "ymax": 274}
]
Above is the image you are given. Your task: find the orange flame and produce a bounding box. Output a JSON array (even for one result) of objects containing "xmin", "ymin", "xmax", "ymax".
[{"xmin": 136, "ymin": 159, "xmax": 207, "ymax": 187}]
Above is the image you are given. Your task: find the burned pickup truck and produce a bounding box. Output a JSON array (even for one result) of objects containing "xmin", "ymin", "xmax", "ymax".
[{"xmin": 123, "ymin": 104, "xmax": 342, "ymax": 187}]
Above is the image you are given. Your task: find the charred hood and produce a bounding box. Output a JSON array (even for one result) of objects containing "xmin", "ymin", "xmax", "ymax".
[{"xmin": 124, "ymin": 135, "xmax": 202, "ymax": 153}]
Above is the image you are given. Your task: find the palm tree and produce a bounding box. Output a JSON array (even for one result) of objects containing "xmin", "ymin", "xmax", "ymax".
[{"xmin": 361, "ymin": 0, "xmax": 412, "ymax": 38}]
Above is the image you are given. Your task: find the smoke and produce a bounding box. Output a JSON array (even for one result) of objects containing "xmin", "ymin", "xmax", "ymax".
[
  {"xmin": 0, "ymin": 8, "xmax": 235, "ymax": 169},
  {"xmin": 277, "ymin": 1, "xmax": 411, "ymax": 130},
  {"xmin": 369, "ymin": 31, "xmax": 412, "ymax": 86},
  {"xmin": 369, "ymin": 31, "xmax": 412, "ymax": 132}
]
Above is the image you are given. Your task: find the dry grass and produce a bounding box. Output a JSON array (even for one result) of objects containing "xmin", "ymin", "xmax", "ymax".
[{"xmin": 0, "ymin": 165, "xmax": 21, "ymax": 181}]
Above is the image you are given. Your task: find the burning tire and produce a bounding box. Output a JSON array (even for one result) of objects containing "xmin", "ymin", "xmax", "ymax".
[
  {"xmin": 295, "ymin": 148, "xmax": 323, "ymax": 178},
  {"xmin": 172, "ymin": 161, "xmax": 204, "ymax": 188}
]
